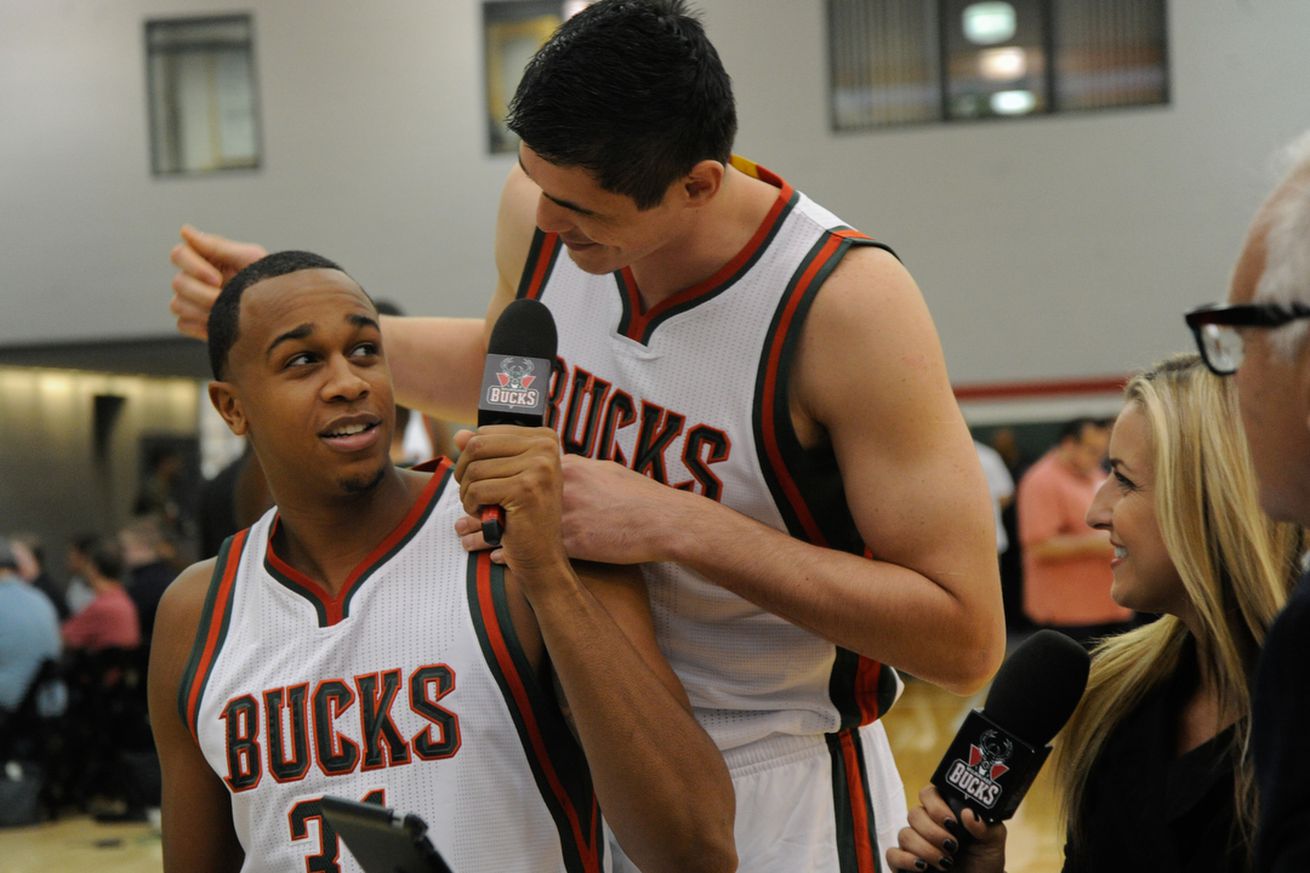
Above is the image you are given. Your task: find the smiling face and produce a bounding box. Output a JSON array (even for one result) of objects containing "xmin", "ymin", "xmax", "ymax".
[
  {"xmin": 1086, "ymin": 404, "xmax": 1187, "ymax": 618},
  {"xmin": 518, "ymin": 145, "xmax": 700, "ymax": 276},
  {"xmin": 208, "ymin": 268, "xmax": 394, "ymax": 501}
]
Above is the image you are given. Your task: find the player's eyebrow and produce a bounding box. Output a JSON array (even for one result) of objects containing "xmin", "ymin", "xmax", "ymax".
[
  {"xmin": 348, "ymin": 313, "xmax": 380, "ymax": 331},
  {"xmin": 518, "ymin": 156, "xmax": 600, "ymax": 218},
  {"xmin": 267, "ymin": 324, "xmax": 312, "ymax": 358}
]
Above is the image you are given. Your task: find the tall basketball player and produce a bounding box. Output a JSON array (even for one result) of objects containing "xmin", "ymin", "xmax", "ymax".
[
  {"xmin": 148, "ymin": 251, "xmax": 735, "ymax": 873},
  {"xmin": 168, "ymin": 3, "xmax": 1006, "ymax": 868}
]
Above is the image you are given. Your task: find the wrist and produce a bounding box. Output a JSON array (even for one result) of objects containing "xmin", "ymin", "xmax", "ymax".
[
  {"xmin": 511, "ymin": 555, "xmax": 582, "ymax": 604},
  {"xmin": 656, "ymin": 487, "xmax": 706, "ymax": 565}
]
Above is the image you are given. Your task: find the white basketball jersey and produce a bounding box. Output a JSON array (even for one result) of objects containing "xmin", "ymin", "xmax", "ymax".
[
  {"xmin": 182, "ymin": 459, "xmax": 608, "ymax": 873},
  {"xmin": 517, "ymin": 157, "xmax": 903, "ymax": 752}
]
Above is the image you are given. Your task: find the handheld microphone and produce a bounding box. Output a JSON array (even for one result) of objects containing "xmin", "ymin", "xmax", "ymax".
[
  {"xmin": 930, "ymin": 629, "xmax": 1091, "ymax": 830},
  {"xmin": 476, "ymin": 298, "xmax": 558, "ymax": 546}
]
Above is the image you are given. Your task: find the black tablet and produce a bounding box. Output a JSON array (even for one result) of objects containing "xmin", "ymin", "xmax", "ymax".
[{"xmin": 320, "ymin": 795, "xmax": 455, "ymax": 873}]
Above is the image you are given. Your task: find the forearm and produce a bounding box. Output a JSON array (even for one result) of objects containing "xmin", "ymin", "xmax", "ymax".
[
  {"xmin": 657, "ymin": 492, "xmax": 1003, "ymax": 694},
  {"xmin": 526, "ymin": 560, "xmax": 736, "ymax": 873},
  {"xmin": 1025, "ymin": 532, "xmax": 1112, "ymax": 562},
  {"xmin": 383, "ymin": 315, "xmax": 485, "ymax": 421}
]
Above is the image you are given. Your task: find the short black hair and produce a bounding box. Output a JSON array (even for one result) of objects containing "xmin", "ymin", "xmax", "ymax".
[
  {"xmin": 1058, "ymin": 417, "xmax": 1106, "ymax": 443},
  {"xmin": 208, "ymin": 250, "xmax": 354, "ymax": 380},
  {"xmin": 87, "ymin": 537, "xmax": 123, "ymax": 581},
  {"xmin": 70, "ymin": 533, "xmax": 99, "ymax": 556},
  {"xmin": 507, "ymin": 0, "xmax": 737, "ymax": 210}
]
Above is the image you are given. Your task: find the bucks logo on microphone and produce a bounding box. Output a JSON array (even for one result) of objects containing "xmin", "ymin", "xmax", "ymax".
[
  {"xmin": 943, "ymin": 729, "xmax": 1012, "ymax": 809},
  {"xmin": 479, "ymin": 354, "xmax": 552, "ymax": 423},
  {"xmin": 487, "ymin": 356, "xmax": 539, "ymax": 406},
  {"xmin": 930, "ymin": 710, "xmax": 1048, "ymax": 820}
]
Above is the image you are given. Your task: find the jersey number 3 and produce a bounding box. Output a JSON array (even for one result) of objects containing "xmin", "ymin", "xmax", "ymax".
[{"xmin": 289, "ymin": 788, "xmax": 385, "ymax": 873}]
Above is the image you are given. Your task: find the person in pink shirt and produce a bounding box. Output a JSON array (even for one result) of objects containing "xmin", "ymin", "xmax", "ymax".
[
  {"xmin": 61, "ymin": 538, "xmax": 141, "ymax": 652},
  {"xmin": 1018, "ymin": 417, "xmax": 1132, "ymax": 645}
]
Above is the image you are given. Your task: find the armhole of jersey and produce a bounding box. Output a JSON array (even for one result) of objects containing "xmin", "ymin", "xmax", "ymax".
[
  {"xmin": 753, "ymin": 231, "xmax": 890, "ymax": 551},
  {"xmin": 465, "ymin": 552, "xmax": 605, "ymax": 873},
  {"xmin": 176, "ymin": 528, "xmax": 249, "ymax": 743},
  {"xmin": 516, "ymin": 229, "xmax": 563, "ymax": 301},
  {"xmin": 752, "ymin": 231, "xmax": 903, "ymax": 728}
]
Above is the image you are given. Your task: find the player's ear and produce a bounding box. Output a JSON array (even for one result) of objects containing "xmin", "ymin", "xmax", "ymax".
[
  {"xmin": 208, "ymin": 380, "xmax": 249, "ymax": 436},
  {"xmin": 682, "ymin": 159, "xmax": 724, "ymax": 207}
]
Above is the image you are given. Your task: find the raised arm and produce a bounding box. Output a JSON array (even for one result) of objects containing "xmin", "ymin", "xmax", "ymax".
[
  {"xmin": 552, "ymin": 248, "xmax": 1005, "ymax": 694},
  {"xmin": 148, "ymin": 560, "xmax": 245, "ymax": 873},
  {"xmin": 167, "ymin": 166, "xmax": 539, "ymax": 422},
  {"xmin": 455, "ymin": 426, "xmax": 736, "ymax": 873}
]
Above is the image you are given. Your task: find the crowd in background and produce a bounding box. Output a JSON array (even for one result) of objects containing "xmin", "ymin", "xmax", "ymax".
[{"xmin": 0, "ymin": 408, "xmax": 1129, "ymax": 830}]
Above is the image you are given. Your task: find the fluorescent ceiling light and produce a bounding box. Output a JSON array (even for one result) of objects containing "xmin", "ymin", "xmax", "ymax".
[
  {"xmin": 963, "ymin": 2, "xmax": 1017, "ymax": 45},
  {"xmin": 991, "ymin": 89, "xmax": 1036, "ymax": 114},
  {"xmin": 979, "ymin": 46, "xmax": 1027, "ymax": 80}
]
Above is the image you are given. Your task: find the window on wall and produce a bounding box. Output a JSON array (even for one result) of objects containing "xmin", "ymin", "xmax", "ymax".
[
  {"xmin": 146, "ymin": 15, "xmax": 261, "ymax": 175},
  {"xmin": 829, "ymin": 0, "xmax": 1168, "ymax": 131},
  {"xmin": 483, "ymin": 1, "xmax": 589, "ymax": 154}
]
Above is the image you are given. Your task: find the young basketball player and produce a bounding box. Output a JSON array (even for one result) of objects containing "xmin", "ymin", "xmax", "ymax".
[{"xmin": 148, "ymin": 251, "xmax": 735, "ymax": 873}]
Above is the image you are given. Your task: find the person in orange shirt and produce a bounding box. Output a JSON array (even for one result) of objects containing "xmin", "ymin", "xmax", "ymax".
[
  {"xmin": 61, "ymin": 538, "xmax": 140, "ymax": 652},
  {"xmin": 1017, "ymin": 417, "xmax": 1132, "ymax": 645}
]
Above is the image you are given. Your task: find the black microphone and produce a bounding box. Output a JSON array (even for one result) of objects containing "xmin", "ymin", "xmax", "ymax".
[
  {"xmin": 930, "ymin": 629, "xmax": 1090, "ymax": 831},
  {"xmin": 475, "ymin": 298, "xmax": 558, "ymax": 546}
]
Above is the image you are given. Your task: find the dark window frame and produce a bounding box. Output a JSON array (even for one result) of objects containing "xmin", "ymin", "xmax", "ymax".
[
  {"xmin": 827, "ymin": 0, "xmax": 1171, "ymax": 133},
  {"xmin": 145, "ymin": 13, "xmax": 264, "ymax": 177}
]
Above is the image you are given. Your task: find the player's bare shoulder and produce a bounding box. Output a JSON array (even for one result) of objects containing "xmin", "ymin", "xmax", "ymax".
[
  {"xmin": 150, "ymin": 558, "xmax": 219, "ymax": 690},
  {"xmin": 793, "ymin": 243, "xmax": 951, "ymax": 429},
  {"xmin": 810, "ymin": 243, "xmax": 924, "ymax": 330}
]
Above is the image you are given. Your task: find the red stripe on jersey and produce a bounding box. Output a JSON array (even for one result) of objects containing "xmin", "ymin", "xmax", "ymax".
[
  {"xmin": 839, "ymin": 729, "xmax": 878, "ymax": 873},
  {"xmin": 266, "ymin": 460, "xmax": 450, "ymax": 626},
  {"xmin": 758, "ymin": 234, "xmax": 848, "ymax": 545},
  {"xmin": 187, "ymin": 527, "xmax": 248, "ymax": 743},
  {"xmin": 619, "ymin": 180, "xmax": 795, "ymax": 340},
  {"xmin": 853, "ymin": 657, "xmax": 883, "ymax": 726},
  {"xmin": 474, "ymin": 554, "xmax": 601, "ymax": 873},
  {"xmin": 524, "ymin": 233, "xmax": 562, "ymax": 300}
]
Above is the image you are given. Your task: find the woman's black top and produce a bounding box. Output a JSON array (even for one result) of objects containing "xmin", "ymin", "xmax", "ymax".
[{"xmin": 1062, "ymin": 645, "xmax": 1246, "ymax": 872}]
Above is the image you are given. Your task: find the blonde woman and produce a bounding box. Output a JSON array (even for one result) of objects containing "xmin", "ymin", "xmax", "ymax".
[{"xmin": 888, "ymin": 353, "xmax": 1303, "ymax": 873}]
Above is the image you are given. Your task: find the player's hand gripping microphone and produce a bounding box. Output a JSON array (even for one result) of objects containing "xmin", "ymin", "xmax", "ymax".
[
  {"xmin": 929, "ymin": 629, "xmax": 1090, "ymax": 840},
  {"xmin": 475, "ymin": 298, "xmax": 558, "ymax": 546}
]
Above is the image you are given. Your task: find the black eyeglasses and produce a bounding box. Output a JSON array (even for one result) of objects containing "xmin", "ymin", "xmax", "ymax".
[{"xmin": 1184, "ymin": 302, "xmax": 1310, "ymax": 375}]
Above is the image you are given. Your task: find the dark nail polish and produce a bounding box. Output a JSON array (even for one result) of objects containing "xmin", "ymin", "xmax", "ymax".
[
  {"xmin": 943, "ymin": 838, "xmax": 958, "ymax": 853},
  {"xmin": 914, "ymin": 861, "xmax": 928, "ymax": 872},
  {"xmin": 943, "ymin": 817, "xmax": 959, "ymax": 835},
  {"xmin": 940, "ymin": 858, "xmax": 954, "ymax": 870}
]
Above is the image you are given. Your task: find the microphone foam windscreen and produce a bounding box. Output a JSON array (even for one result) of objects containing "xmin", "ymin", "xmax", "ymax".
[
  {"xmin": 487, "ymin": 298, "xmax": 558, "ymax": 360},
  {"xmin": 982, "ymin": 629, "xmax": 1091, "ymax": 748}
]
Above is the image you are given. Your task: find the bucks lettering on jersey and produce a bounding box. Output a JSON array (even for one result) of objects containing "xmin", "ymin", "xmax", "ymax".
[
  {"xmin": 517, "ymin": 156, "xmax": 903, "ymax": 753},
  {"xmin": 181, "ymin": 459, "xmax": 607, "ymax": 873}
]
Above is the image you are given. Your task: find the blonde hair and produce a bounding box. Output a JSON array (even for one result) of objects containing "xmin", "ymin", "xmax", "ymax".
[{"xmin": 1053, "ymin": 353, "xmax": 1302, "ymax": 859}]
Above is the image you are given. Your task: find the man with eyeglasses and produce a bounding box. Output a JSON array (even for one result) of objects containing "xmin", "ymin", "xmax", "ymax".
[{"xmin": 1185, "ymin": 131, "xmax": 1310, "ymax": 873}]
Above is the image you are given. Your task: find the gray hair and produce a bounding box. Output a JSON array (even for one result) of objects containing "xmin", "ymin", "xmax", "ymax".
[{"xmin": 1256, "ymin": 130, "xmax": 1310, "ymax": 356}]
